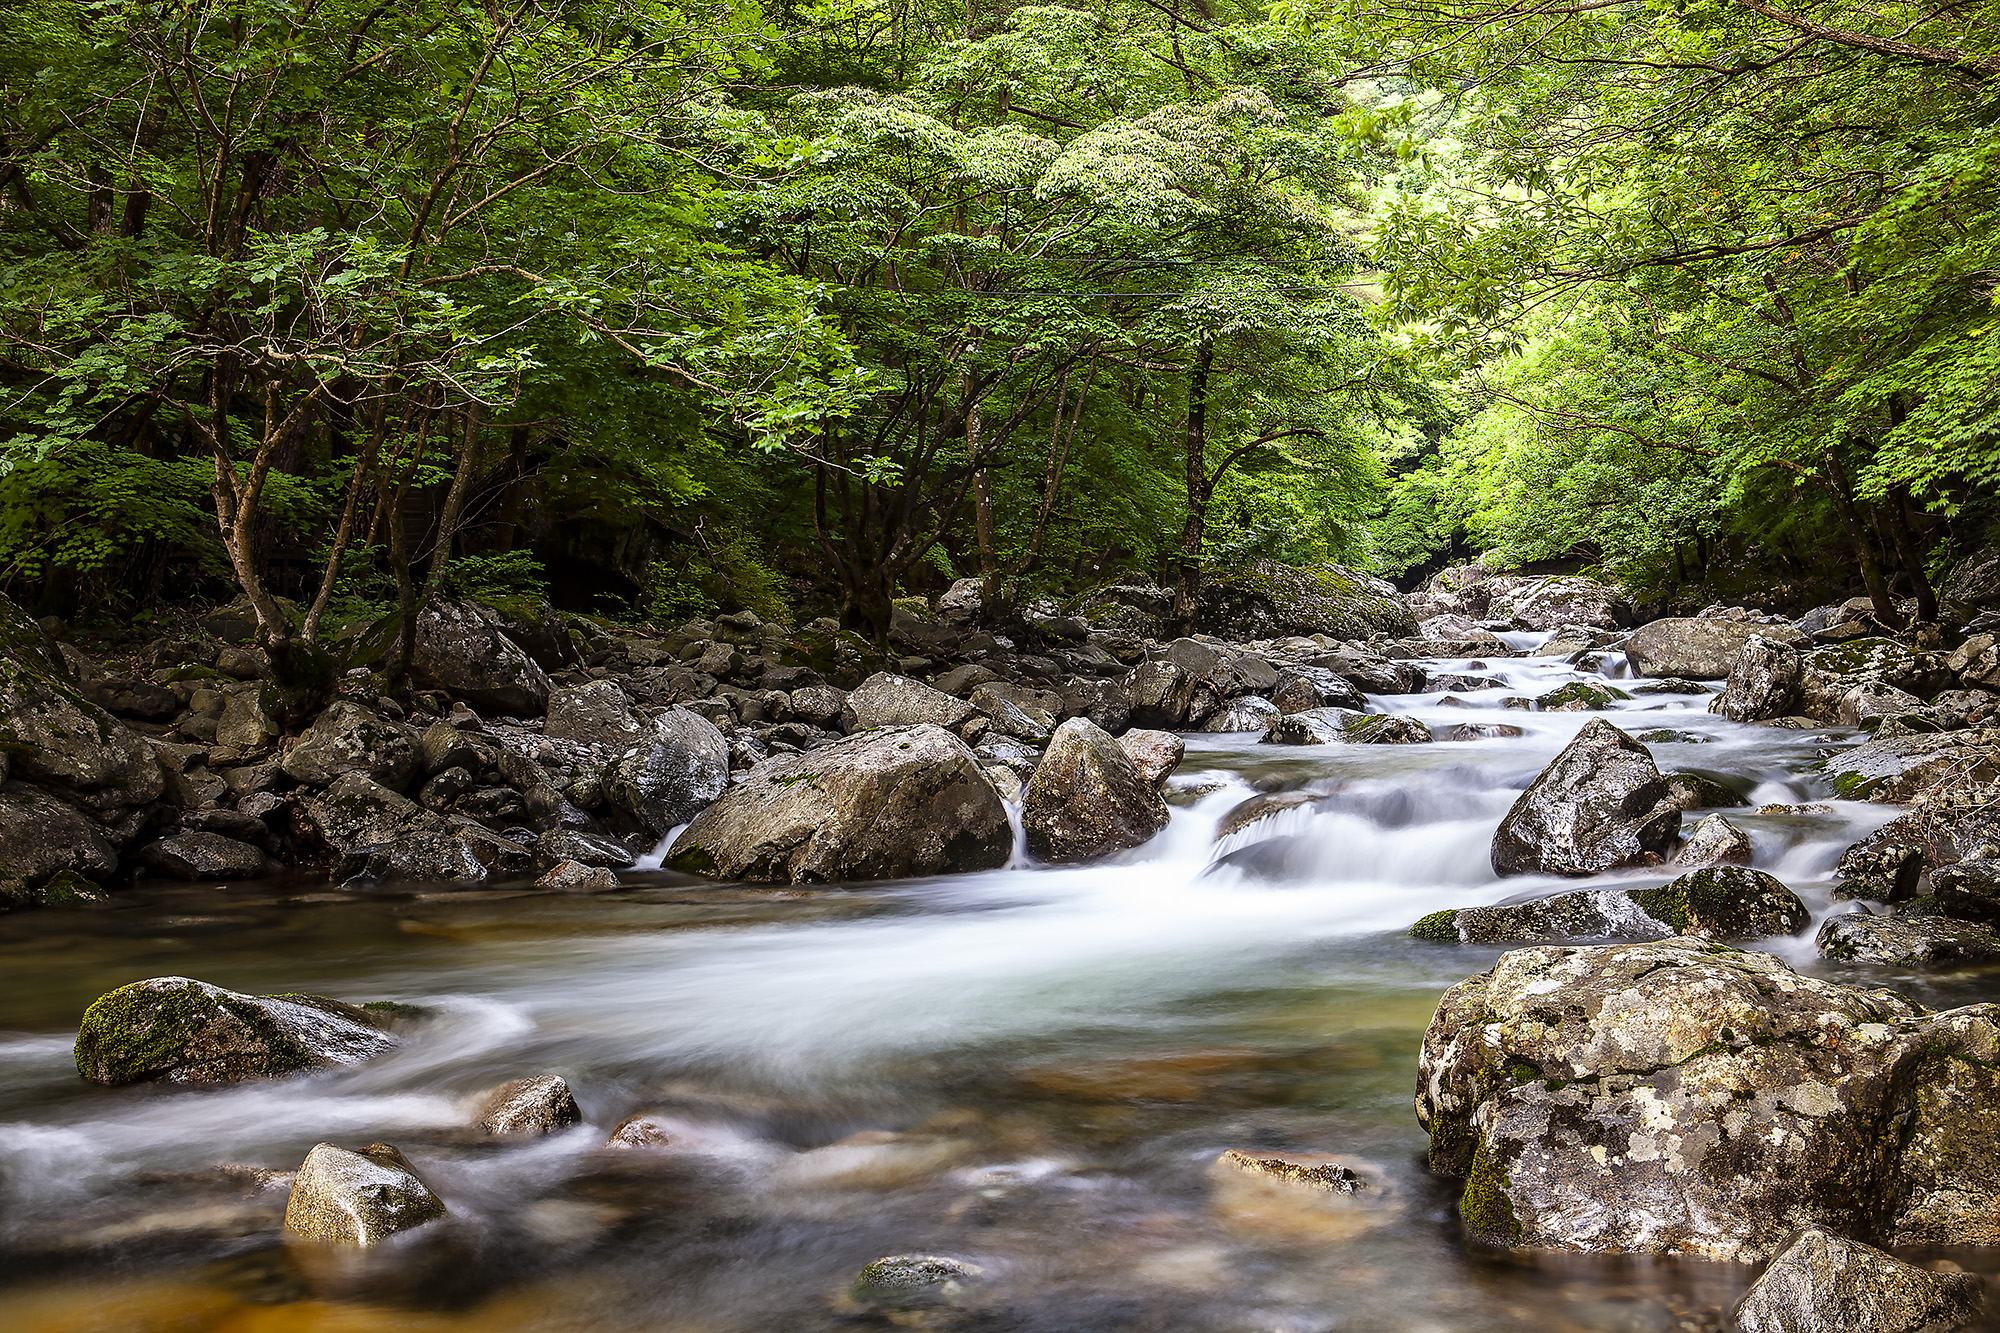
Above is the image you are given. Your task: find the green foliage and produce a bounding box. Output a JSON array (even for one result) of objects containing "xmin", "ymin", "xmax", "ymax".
[{"xmin": 645, "ymin": 526, "xmax": 795, "ymax": 626}]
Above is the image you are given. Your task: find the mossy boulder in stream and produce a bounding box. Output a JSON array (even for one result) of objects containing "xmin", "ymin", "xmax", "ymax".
[
  {"xmin": 74, "ymin": 976, "xmax": 399, "ymax": 1085},
  {"xmin": 1197, "ymin": 561, "xmax": 1416, "ymax": 641},
  {"xmin": 1417, "ymin": 939, "xmax": 2000, "ymax": 1260}
]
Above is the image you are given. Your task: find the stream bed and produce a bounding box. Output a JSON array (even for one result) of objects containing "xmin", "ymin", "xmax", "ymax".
[{"xmin": 4, "ymin": 642, "xmax": 1997, "ymax": 1332}]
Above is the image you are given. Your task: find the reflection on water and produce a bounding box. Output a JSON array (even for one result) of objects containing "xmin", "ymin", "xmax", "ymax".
[{"xmin": 1, "ymin": 646, "xmax": 1994, "ymax": 1331}]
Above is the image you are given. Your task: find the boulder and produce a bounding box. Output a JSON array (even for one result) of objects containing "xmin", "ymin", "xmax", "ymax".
[
  {"xmin": 1534, "ymin": 682, "xmax": 1627, "ymax": 712},
  {"xmin": 1021, "ymin": 719, "xmax": 1170, "ymax": 864},
  {"xmin": 1796, "ymin": 639, "xmax": 1954, "ymax": 722},
  {"xmin": 0, "ymin": 781, "xmax": 118, "ymax": 888},
  {"xmin": 1826, "ymin": 729, "xmax": 2000, "ymax": 802},
  {"xmin": 1625, "ymin": 618, "xmax": 1807, "ymax": 680},
  {"xmin": 1816, "ymin": 913, "xmax": 2000, "ymax": 966},
  {"xmin": 335, "ymin": 829, "xmax": 489, "ymax": 885},
  {"xmin": 1942, "ymin": 547, "xmax": 2000, "ymax": 618},
  {"xmin": 1486, "ymin": 575, "xmax": 1628, "ymax": 631},
  {"xmin": 1344, "ymin": 714, "xmax": 1433, "ymax": 745},
  {"xmin": 281, "ymin": 702, "xmax": 419, "ymax": 791},
  {"xmin": 1491, "ymin": 720, "xmax": 1681, "ymax": 877},
  {"xmin": 536, "ymin": 828, "xmax": 636, "ymax": 870},
  {"xmin": 1932, "ymin": 860, "xmax": 2000, "ymax": 925},
  {"xmin": 601, "ymin": 707, "xmax": 730, "ymax": 837},
  {"xmin": 296, "ymin": 772, "xmax": 431, "ymax": 855},
  {"xmin": 850, "ymin": 1255, "xmax": 982, "ymax": 1312},
  {"xmin": 1215, "ymin": 790, "xmax": 1319, "ymax": 840},
  {"xmin": 1117, "ymin": 729, "xmax": 1184, "ymax": 786},
  {"xmin": 1732, "ymin": 1226, "xmax": 1983, "ymax": 1333},
  {"xmin": 214, "ymin": 688, "xmax": 279, "ymax": 750},
  {"xmin": 969, "ymin": 682, "xmax": 1056, "ymax": 740},
  {"xmin": 667, "ymin": 724, "xmax": 1010, "ymax": 882},
  {"xmin": 840, "ymin": 672, "xmax": 973, "ymax": 733},
  {"xmin": 1265, "ymin": 707, "xmax": 1365, "ymax": 745},
  {"xmin": 1627, "ymin": 866, "xmax": 1810, "ymax": 938},
  {"xmin": 0, "ymin": 594, "xmax": 162, "ymax": 812},
  {"xmin": 1411, "ymin": 889, "xmax": 1673, "ymax": 945},
  {"xmin": 543, "ymin": 680, "xmax": 644, "ymax": 748},
  {"xmin": 409, "ymin": 600, "xmax": 551, "ymax": 715},
  {"xmin": 1197, "ymin": 562, "xmax": 1416, "ymax": 641},
  {"xmin": 283, "ymin": 1143, "xmax": 445, "ymax": 1246},
  {"xmin": 1271, "ymin": 667, "xmax": 1367, "ymax": 714},
  {"xmin": 1675, "ymin": 813, "xmax": 1754, "ymax": 867},
  {"xmin": 137, "ymin": 832, "xmax": 269, "ymax": 881},
  {"xmin": 1416, "ymin": 939, "xmax": 2000, "ymax": 1259},
  {"xmin": 1196, "ymin": 695, "xmax": 1280, "ymax": 733},
  {"xmin": 536, "ymin": 859, "xmax": 617, "ymax": 891},
  {"xmin": 1058, "ymin": 678, "xmax": 1133, "ymax": 734},
  {"xmin": 1661, "ymin": 773, "xmax": 1748, "ymax": 811},
  {"xmin": 475, "ymin": 1074, "xmax": 582, "ymax": 1135},
  {"xmin": 74, "ymin": 976, "xmax": 397, "ymax": 1085}
]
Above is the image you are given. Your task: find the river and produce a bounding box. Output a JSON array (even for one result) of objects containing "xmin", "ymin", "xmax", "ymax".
[{"xmin": 3, "ymin": 638, "xmax": 1993, "ymax": 1332}]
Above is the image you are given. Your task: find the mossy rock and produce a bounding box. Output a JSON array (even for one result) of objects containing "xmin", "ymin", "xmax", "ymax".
[
  {"xmin": 1411, "ymin": 910, "xmax": 1462, "ymax": 942},
  {"xmin": 74, "ymin": 976, "xmax": 400, "ymax": 1085},
  {"xmin": 39, "ymin": 868, "xmax": 107, "ymax": 908},
  {"xmin": 1535, "ymin": 682, "xmax": 1631, "ymax": 712},
  {"xmin": 1630, "ymin": 867, "xmax": 1809, "ymax": 939},
  {"xmin": 1198, "ymin": 561, "xmax": 1416, "ymax": 641}
]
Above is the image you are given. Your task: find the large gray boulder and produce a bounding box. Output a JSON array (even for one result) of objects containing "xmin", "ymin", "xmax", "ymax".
[
  {"xmin": 281, "ymin": 702, "xmax": 419, "ymax": 791},
  {"xmin": 601, "ymin": 707, "xmax": 730, "ymax": 837},
  {"xmin": 1491, "ymin": 720, "xmax": 1681, "ymax": 876},
  {"xmin": 284, "ymin": 1143, "xmax": 445, "ymax": 1246},
  {"xmin": 1417, "ymin": 939, "xmax": 2000, "ymax": 1259},
  {"xmin": 296, "ymin": 772, "xmax": 432, "ymax": 855},
  {"xmin": 1625, "ymin": 617, "xmax": 1807, "ymax": 679},
  {"xmin": 1022, "ymin": 718, "xmax": 1170, "ymax": 864},
  {"xmin": 1732, "ymin": 1226, "xmax": 1984, "ymax": 1333},
  {"xmin": 667, "ymin": 724, "xmax": 1010, "ymax": 882},
  {"xmin": 0, "ymin": 595, "xmax": 161, "ymax": 813},
  {"xmin": 0, "ymin": 781, "xmax": 117, "ymax": 889},
  {"xmin": 138, "ymin": 832, "xmax": 269, "ymax": 881},
  {"xmin": 1714, "ymin": 635, "xmax": 1803, "ymax": 722},
  {"xmin": 1486, "ymin": 575, "xmax": 1628, "ymax": 631},
  {"xmin": 1816, "ymin": 913, "xmax": 2000, "ymax": 966},
  {"xmin": 74, "ymin": 976, "xmax": 397, "ymax": 1085},
  {"xmin": 1942, "ymin": 547, "xmax": 2000, "ymax": 619},
  {"xmin": 1197, "ymin": 562, "xmax": 1416, "ymax": 641},
  {"xmin": 840, "ymin": 672, "xmax": 973, "ymax": 733},
  {"xmin": 409, "ymin": 600, "xmax": 551, "ymax": 715},
  {"xmin": 543, "ymin": 680, "xmax": 644, "ymax": 748},
  {"xmin": 1412, "ymin": 867, "xmax": 1807, "ymax": 945}
]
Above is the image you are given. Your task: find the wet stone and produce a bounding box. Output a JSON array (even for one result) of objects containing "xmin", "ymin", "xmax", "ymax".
[
  {"xmin": 475, "ymin": 1074, "xmax": 582, "ymax": 1135},
  {"xmin": 283, "ymin": 1143, "xmax": 445, "ymax": 1246},
  {"xmin": 850, "ymin": 1254, "xmax": 982, "ymax": 1311},
  {"xmin": 1732, "ymin": 1226, "xmax": 1983, "ymax": 1333}
]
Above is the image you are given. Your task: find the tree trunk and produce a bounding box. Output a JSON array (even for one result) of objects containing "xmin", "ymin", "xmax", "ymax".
[
  {"xmin": 1822, "ymin": 448, "xmax": 1903, "ymax": 628},
  {"xmin": 421, "ymin": 404, "xmax": 483, "ymax": 604},
  {"xmin": 1882, "ymin": 488, "xmax": 1938, "ymax": 623},
  {"xmin": 1169, "ymin": 340, "xmax": 1214, "ymax": 637}
]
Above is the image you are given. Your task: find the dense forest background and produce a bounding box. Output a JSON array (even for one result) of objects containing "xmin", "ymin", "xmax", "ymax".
[{"xmin": 1, "ymin": 0, "xmax": 1995, "ymax": 644}]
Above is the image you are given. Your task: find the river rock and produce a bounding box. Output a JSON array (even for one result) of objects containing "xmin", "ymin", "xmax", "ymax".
[
  {"xmin": 0, "ymin": 781, "xmax": 118, "ymax": 889},
  {"xmin": 1487, "ymin": 575, "xmax": 1628, "ymax": 631},
  {"xmin": 1628, "ymin": 866, "xmax": 1810, "ymax": 938},
  {"xmin": 850, "ymin": 1254, "xmax": 983, "ymax": 1311},
  {"xmin": 1731, "ymin": 1226, "xmax": 1984, "ymax": 1333},
  {"xmin": 1711, "ymin": 635, "xmax": 1804, "ymax": 722},
  {"xmin": 1932, "ymin": 860, "xmax": 2000, "ymax": 925},
  {"xmin": 840, "ymin": 672, "xmax": 973, "ymax": 733},
  {"xmin": 409, "ymin": 600, "xmax": 551, "ymax": 715},
  {"xmin": 1216, "ymin": 790, "xmax": 1319, "ymax": 841},
  {"xmin": 1265, "ymin": 707, "xmax": 1364, "ymax": 745},
  {"xmin": 1417, "ymin": 939, "xmax": 2000, "ymax": 1259},
  {"xmin": 1826, "ymin": 729, "xmax": 2000, "ymax": 802},
  {"xmin": 1344, "ymin": 714, "xmax": 1432, "ymax": 744},
  {"xmin": 1675, "ymin": 813, "xmax": 1754, "ymax": 867},
  {"xmin": 283, "ymin": 1143, "xmax": 445, "ymax": 1246},
  {"xmin": 1816, "ymin": 913, "xmax": 2000, "ymax": 966},
  {"xmin": 281, "ymin": 701, "xmax": 419, "ymax": 791},
  {"xmin": 1197, "ymin": 695, "xmax": 1280, "ymax": 733},
  {"xmin": 1117, "ymin": 729, "xmax": 1184, "ymax": 786},
  {"xmin": 536, "ymin": 827, "xmax": 636, "ymax": 870},
  {"xmin": 1491, "ymin": 720, "xmax": 1681, "ymax": 876},
  {"xmin": 1943, "ymin": 548, "xmax": 2000, "ymax": 619},
  {"xmin": 543, "ymin": 680, "xmax": 644, "ymax": 748},
  {"xmin": 214, "ymin": 687, "xmax": 279, "ymax": 750},
  {"xmin": 295, "ymin": 772, "xmax": 432, "ymax": 854},
  {"xmin": 1023, "ymin": 717, "xmax": 1170, "ymax": 863},
  {"xmin": 969, "ymin": 682, "xmax": 1055, "ymax": 740},
  {"xmin": 601, "ymin": 707, "xmax": 730, "ymax": 837},
  {"xmin": 0, "ymin": 594, "xmax": 162, "ymax": 812},
  {"xmin": 475, "ymin": 1074, "xmax": 582, "ymax": 1135},
  {"xmin": 1411, "ymin": 889, "xmax": 1673, "ymax": 945},
  {"xmin": 1625, "ymin": 618, "xmax": 1806, "ymax": 679},
  {"xmin": 1197, "ymin": 561, "xmax": 1416, "ymax": 641},
  {"xmin": 667, "ymin": 724, "xmax": 1010, "ymax": 881},
  {"xmin": 137, "ymin": 832, "xmax": 269, "ymax": 881},
  {"xmin": 536, "ymin": 859, "xmax": 617, "ymax": 891},
  {"xmin": 1662, "ymin": 772, "xmax": 1748, "ymax": 811},
  {"xmin": 336, "ymin": 828, "xmax": 489, "ymax": 885},
  {"xmin": 1271, "ymin": 666, "xmax": 1367, "ymax": 713},
  {"xmin": 74, "ymin": 976, "xmax": 397, "ymax": 1085}
]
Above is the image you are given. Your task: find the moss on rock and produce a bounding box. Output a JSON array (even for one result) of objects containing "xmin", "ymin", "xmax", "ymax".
[{"xmin": 1411, "ymin": 910, "xmax": 1462, "ymax": 942}]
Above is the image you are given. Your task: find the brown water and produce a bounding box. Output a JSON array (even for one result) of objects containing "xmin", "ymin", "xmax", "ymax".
[{"xmin": 4, "ymin": 648, "xmax": 1997, "ymax": 1332}]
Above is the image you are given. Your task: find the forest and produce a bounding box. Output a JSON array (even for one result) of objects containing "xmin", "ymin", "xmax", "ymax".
[{"xmin": 3, "ymin": 0, "xmax": 1992, "ymax": 645}]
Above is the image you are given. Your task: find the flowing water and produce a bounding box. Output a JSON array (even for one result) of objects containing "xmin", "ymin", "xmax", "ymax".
[{"xmin": 3, "ymin": 641, "xmax": 1998, "ymax": 1332}]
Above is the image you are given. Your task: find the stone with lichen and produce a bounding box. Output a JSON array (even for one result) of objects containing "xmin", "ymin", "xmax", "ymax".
[{"xmin": 73, "ymin": 976, "xmax": 398, "ymax": 1085}]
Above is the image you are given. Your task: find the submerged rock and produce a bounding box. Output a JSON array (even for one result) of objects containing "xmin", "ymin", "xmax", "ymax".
[
  {"xmin": 475, "ymin": 1074, "xmax": 582, "ymax": 1135},
  {"xmin": 850, "ymin": 1254, "xmax": 983, "ymax": 1311},
  {"xmin": 1731, "ymin": 1226, "xmax": 1983, "ymax": 1333},
  {"xmin": 1022, "ymin": 717, "xmax": 1169, "ymax": 863},
  {"xmin": 667, "ymin": 724, "xmax": 1010, "ymax": 882},
  {"xmin": 74, "ymin": 976, "xmax": 397, "ymax": 1085},
  {"xmin": 1416, "ymin": 939, "xmax": 2000, "ymax": 1259},
  {"xmin": 1491, "ymin": 720, "xmax": 1681, "ymax": 877},
  {"xmin": 283, "ymin": 1143, "xmax": 445, "ymax": 1246}
]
